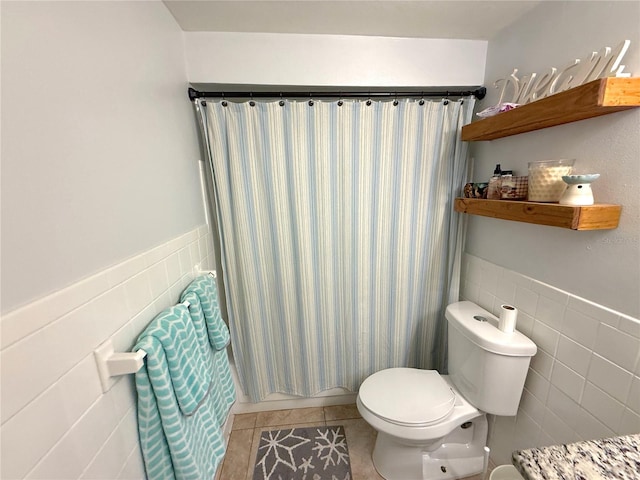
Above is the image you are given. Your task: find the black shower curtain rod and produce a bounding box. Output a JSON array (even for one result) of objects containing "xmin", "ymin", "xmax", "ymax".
[{"xmin": 188, "ymin": 87, "xmax": 487, "ymax": 102}]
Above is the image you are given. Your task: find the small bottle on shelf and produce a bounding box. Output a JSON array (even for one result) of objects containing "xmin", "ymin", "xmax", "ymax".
[
  {"xmin": 500, "ymin": 170, "xmax": 515, "ymax": 199},
  {"xmin": 486, "ymin": 164, "xmax": 502, "ymax": 199}
]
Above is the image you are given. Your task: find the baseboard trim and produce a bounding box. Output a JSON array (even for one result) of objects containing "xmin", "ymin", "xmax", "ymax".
[{"xmin": 232, "ymin": 393, "xmax": 358, "ymax": 414}]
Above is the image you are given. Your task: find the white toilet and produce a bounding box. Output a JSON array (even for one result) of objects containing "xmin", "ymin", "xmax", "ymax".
[{"xmin": 357, "ymin": 301, "xmax": 537, "ymax": 480}]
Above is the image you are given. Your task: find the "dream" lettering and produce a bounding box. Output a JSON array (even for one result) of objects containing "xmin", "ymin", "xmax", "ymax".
[{"xmin": 494, "ymin": 40, "xmax": 632, "ymax": 105}]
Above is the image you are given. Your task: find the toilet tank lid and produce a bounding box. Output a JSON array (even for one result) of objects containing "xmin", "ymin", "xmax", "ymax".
[{"xmin": 446, "ymin": 301, "xmax": 537, "ymax": 356}]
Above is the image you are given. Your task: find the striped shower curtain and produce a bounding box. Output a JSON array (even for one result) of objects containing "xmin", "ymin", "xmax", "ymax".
[{"xmin": 201, "ymin": 98, "xmax": 474, "ymax": 402}]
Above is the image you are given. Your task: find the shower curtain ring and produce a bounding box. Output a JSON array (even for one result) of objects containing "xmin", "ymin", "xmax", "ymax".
[
  {"xmin": 366, "ymin": 92, "xmax": 372, "ymax": 106},
  {"xmin": 249, "ymin": 93, "xmax": 255, "ymax": 107},
  {"xmin": 444, "ymin": 91, "xmax": 449, "ymax": 105},
  {"xmin": 419, "ymin": 92, "xmax": 425, "ymax": 106},
  {"xmin": 308, "ymin": 92, "xmax": 314, "ymax": 107},
  {"xmin": 337, "ymin": 92, "xmax": 343, "ymax": 107},
  {"xmin": 279, "ymin": 93, "xmax": 285, "ymax": 107},
  {"xmin": 221, "ymin": 92, "xmax": 227, "ymax": 107},
  {"xmin": 393, "ymin": 93, "xmax": 399, "ymax": 106}
]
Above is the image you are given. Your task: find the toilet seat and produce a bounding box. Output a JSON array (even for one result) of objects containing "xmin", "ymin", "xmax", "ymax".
[{"xmin": 358, "ymin": 368, "xmax": 456, "ymax": 427}]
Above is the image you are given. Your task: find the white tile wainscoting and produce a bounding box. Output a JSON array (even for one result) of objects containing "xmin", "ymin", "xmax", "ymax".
[
  {"xmin": 461, "ymin": 254, "xmax": 640, "ymax": 465},
  {"xmin": 3, "ymin": 243, "xmax": 637, "ymax": 477},
  {"xmin": 1, "ymin": 225, "xmax": 216, "ymax": 479}
]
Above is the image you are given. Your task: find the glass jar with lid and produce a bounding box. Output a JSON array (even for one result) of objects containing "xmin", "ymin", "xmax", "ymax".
[{"xmin": 527, "ymin": 159, "xmax": 574, "ymax": 202}]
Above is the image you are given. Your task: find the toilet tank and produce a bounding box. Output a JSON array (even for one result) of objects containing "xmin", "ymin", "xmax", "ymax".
[{"xmin": 446, "ymin": 301, "xmax": 537, "ymax": 416}]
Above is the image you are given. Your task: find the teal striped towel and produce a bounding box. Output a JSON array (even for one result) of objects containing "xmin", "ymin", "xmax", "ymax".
[
  {"xmin": 135, "ymin": 305, "xmax": 226, "ymax": 480},
  {"xmin": 180, "ymin": 275, "xmax": 230, "ymax": 350},
  {"xmin": 181, "ymin": 275, "xmax": 235, "ymax": 427}
]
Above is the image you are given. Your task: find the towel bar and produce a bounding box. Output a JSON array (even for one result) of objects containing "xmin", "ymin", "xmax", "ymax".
[
  {"xmin": 94, "ymin": 339, "xmax": 146, "ymax": 392},
  {"xmin": 194, "ymin": 264, "xmax": 217, "ymax": 278},
  {"xmin": 94, "ymin": 300, "xmax": 192, "ymax": 392}
]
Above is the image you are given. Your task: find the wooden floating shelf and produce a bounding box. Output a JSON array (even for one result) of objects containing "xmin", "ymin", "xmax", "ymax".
[
  {"xmin": 454, "ymin": 198, "xmax": 622, "ymax": 230},
  {"xmin": 461, "ymin": 77, "xmax": 640, "ymax": 141}
]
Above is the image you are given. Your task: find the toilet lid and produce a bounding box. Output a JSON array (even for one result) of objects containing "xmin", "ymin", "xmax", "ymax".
[{"xmin": 359, "ymin": 368, "xmax": 456, "ymax": 427}]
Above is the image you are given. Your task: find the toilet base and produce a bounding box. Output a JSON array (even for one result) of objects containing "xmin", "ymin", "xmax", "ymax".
[{"xmin": 372, "ymin": 414, "xmax": 488, "ymax": 480}]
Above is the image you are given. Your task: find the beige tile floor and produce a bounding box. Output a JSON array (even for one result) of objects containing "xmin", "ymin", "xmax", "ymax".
[{"xmin": 216, "ymin": 405, "xmax": 493, "ymax": 480}]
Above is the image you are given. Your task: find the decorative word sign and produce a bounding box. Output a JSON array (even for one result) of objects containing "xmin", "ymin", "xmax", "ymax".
[{"xmin": 495, "ymin": 40, "xmax": 632, "ymax": 105}]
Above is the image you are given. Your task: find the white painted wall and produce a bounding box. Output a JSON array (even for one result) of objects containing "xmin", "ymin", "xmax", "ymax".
[
  {"xmin": 467, "ymin": 1, "xmax": 640, "ymax": 318},
  {"xmin": 184, "ymin": 32, "xmax": 487, "ymax": 87},
  {"xmin": 1, "ymin": 1, "xmax": 208, "ymax": 477},
  {"xmin": 1, "ymin": 0, "xmax": 205, "ymax": 314},
  {"xmin": 467, "ymin": 0, "xmax": 640, "ymax": 466}
]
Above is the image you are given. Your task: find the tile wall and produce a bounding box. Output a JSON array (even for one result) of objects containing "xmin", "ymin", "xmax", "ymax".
[
  {"xmin": 461, "ymin": 254, "xmax": 640, "ymax": 465},
  {"xmin": 1, "ymin": 225, "xmax": 216, "ymax": 479},
  {"xmin": 4, "ymin": 244, "xmax": 637, "ymax": 476}
]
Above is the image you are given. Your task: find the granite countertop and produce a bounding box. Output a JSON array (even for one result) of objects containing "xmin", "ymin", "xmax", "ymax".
[{"xmin": 512, "ymin": 433, "xmax": 640, "ymax": 480}]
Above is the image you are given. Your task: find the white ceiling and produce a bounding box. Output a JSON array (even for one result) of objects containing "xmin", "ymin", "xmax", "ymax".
[{"xmin": 163, "ymin": 1, "xmax": 541, "ymax": 40}]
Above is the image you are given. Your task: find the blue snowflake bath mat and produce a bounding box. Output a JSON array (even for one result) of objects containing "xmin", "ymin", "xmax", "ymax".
[{"xmin": 252, "ymin": 425, "xmax": 352, "ymax": 480}]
